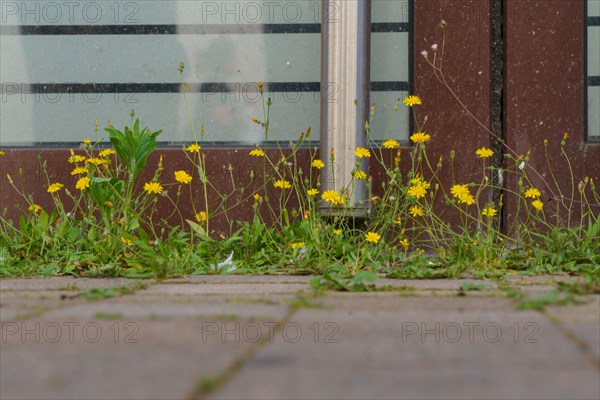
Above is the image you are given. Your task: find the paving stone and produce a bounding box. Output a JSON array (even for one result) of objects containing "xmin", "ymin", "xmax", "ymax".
[
  {"xmin": 165, "ymin": 275, "xmax": 313, "ymax": 285},
  {"xmin": 211, "ymin": 300, "xmax": 600, "ymax": 400},
  {"xmin": 0, "ymin": 318, "xmax": 257, "ymax": 400},
  {"xmin": 41, "ymin": 294, "xmax": 291, "ymax": 321},
  {"xmin": 0, "ymin": 278, "xmax": 144, "ymax": 292},
  {"xmin": 145, "ymin": 282, "xmax": 308, "ymax": 296},
  {"xmin": 545, "ymin": 296, "xmax": 600, "ymax": 359},
  {"xmin": 2, "ymin": 276, "xmax": 597, "ymax": 400}
]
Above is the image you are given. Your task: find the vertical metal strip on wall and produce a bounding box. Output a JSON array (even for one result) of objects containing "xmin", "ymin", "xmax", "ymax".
[{"xmin": 320, "ymin": 0, "xmax": 371, "ymax": 217}]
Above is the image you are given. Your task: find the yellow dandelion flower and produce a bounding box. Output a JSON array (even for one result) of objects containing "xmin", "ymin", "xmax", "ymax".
[
  {"xmin": 354, "ymin": 147, "xmax": 371, "ymax": 158},
  {"xmin": 290, "ymin": 242, "xmax": 305, "ymax": 249},
  {"xmin": 365, "ymin": 231, "xmax": 381, "ymax": 244},
  {"xmin": 82, "ymin": 138, "xmax": 92, "ymax": 145},
  {"xmin": 524, "ymin": 187, "xmax": 541, "ymax": 199},
  {"xmin": 407, "ymin": 185, "xmax": 427, "ymax": 198},
  {"xmin": 482, "ymin": 207, "xmax": 497, "ymax": 217},
  {"xmin": 0, "ymin": 151, "xmax": 5, "ymax": 156},
  {"xmin": 253, "ymin": 193, "xmax": 262, "ymax": 201},
  {"xmin": 451, "ymin": 184, "xmax": 470, "ymax": 198},
  {"xmin": 71, "ymin": 167, "xmax": 87, "ymax": 176},
  {"xmin": 307, "ymin": 188, "xmax": 319, "ymax": 196},
  {"xmin": 311, "ymin": 159, "xmax": 325, "ymax": 169},
  {"xmin": 195, "ymin": 211, "xmax": 207, "ymax": 222},
  {"xmin": 476, "ymin": 147, "xmax": 494, "ymax": 159},
  {"xmin": 409, "ymin": 206, "xmax": 425, "ymax": 217},
  {"xmin": 86, "ymin": 158, "xmax": 109, "ymax": 166},
  {"xmin": 187, "ymin": 144, "xmax": 201, "ymax": 153},
  {"xmin": 410, "ymin": 178, "xmax": 431, "ymax": 189},
  {"xmin": 144, "ymin": 182, "xmax": 163, "ymax": 195},
  {"xmin": 174, "ymin": 170, "xmax": 192, "ymax": 184},
  {"xmin": 383, "ymin": 139, "xmax": 400, "ymax": 149},
  {"xmin": 333, "ymin": 229, "xmax": 342, "ymax": 235},
  {"xmin": 76, "ymin": 176, "xmax": 90, "ymax": 191},
  {"xmin": 103, "ymin": 201, "xmax": 113, "ymax": 208},
  {"xmin": 410, "ymin": 132, "xmax": 431, "ymax": 144},
  {"xmin": 121, "ymin": 237, "xmax": 133, "ymax": 246},
  {"xmin": 273, "ymin": 179, "xmax": 292, "ymax": 190},
  {"xmin": 68, "ymin": 154, "xmax": 86, "ymax": 164},
  {"xmin": 403, "ymin": 95, "xmax": 422, "ymax": 107},
  {"xmin": 47, "ymin": 183, "xmax": 64, "ymax": 194},
  {"xmin": 249, "ymin": 148, "xmax": 265, "ymax": 157},
  {"xmin": 451, "ymin": 184, "xmax": 475, "ymax": 205},
  {"xmin": 532, "ymin": 200, "xmax": 544, "ymax": 211},
  {"xmin": 28, "ymin": 204, "xmax": 42, "ymax": 213},
  {"xmin": 400, "ymin": 238, "xmax": 410, "ymax": 248},
  {"xmin": 99, "ymin": 149, "xmax": 116, "ymax": 158},
  {"xmin": 354, "ymin": 170, "xmax": 367, "ymax": 180},
  {"xmin": 322, "ymin": 190, "xmax": 344, "ymax": 205}
]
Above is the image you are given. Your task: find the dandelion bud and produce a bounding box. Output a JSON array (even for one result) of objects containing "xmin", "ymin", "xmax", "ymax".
[
  {"xmin": 6, "ymin": 173, "xmax": 13, "ymax": 184},
  {"xmin": 421, "ymin": 50, "xmax": 428, "ymax": 59},
  {"xmin": 544, "ymin": 138, "xmax": 548, "ymax": 146},
  {"xmin": 431, "ymin": 44, "xmax": 438, "ymax": 51},
  {"xmin": 258, "ymin": 81, "xmax": 263, "ymax": 89},
  {"xmin": 440, "ymin": 19, "xmax": 447, "ymax": 29},
  {"xmin": 178, "ymin": 61, "xmax": 185, "ymax": 73}
]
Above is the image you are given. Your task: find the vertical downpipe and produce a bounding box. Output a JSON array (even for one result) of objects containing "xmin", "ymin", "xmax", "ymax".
[{"xmin": 320, "ymin": 0, "xmax": 371, "ymax": 218}]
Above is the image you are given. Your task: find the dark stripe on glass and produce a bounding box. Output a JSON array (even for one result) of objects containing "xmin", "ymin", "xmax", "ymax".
[
  {"xmin": 1, "ymin": 22, "xmax": 409, "ymax": 36},
  {"xmin": 2, "ymin": 81, "xmax": 410, "ymax": 94}
]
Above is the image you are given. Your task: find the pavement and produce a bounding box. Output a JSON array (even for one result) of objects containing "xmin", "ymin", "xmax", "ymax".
[{"xmin": 0, "ymin": 275, "xmax": 598, "ymax": 400}]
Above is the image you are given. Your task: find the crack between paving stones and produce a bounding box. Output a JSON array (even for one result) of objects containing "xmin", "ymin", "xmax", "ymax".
[
  {"xmin": 543, "ymin": 312, "xmax": 600, "ymax": 370},
  {"xmin": 185, "ymin": 302, "xmax": 302, "ymax": 399}
]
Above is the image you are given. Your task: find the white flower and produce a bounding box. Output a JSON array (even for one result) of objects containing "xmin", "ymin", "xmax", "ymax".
[
  {"xmin": 519, "ymin": 161, "xmax": 526, "ymax": 170},
  {"xmin": 421, "ymin": 50, "xmax": 428, "ymax": 58},
  {"xmin": 431, "ymin": 44, "xmax": 438, "ymax": 51}
]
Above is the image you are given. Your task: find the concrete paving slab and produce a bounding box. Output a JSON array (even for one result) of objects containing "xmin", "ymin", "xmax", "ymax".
[
  {"xmin": 0, "ymin": 318, "xmax": 259, "ymax": 400},
  {"xmin": 41, "ymin": 295, "xmax": 291, "ymax": 321},
  {"xmin": 166, "ymin": 275, "xmax": 314, "ymax": 284},
  {"xmin": 211, "ymin": 300, "xmax": 600, "ymax": 400},
  {"xmin": 545, "ymin": 296, "xmax": 600, "ymax": 359},
  {"xmin": 0, "ymin": 278, "xmax": 144, "ymax": 292},
  {"xmin": 145, "ymin": 282, "xmax": 308, "ymax": 296}
]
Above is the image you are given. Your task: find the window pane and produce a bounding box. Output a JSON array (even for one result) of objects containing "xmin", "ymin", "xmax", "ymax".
[
  {"xmin": 0, "ymin": 0, "xmax": 411, "ymax": 146},
  {"xmin": 589, "ymin": 0, "xmax": 600, "ymax": 17}
]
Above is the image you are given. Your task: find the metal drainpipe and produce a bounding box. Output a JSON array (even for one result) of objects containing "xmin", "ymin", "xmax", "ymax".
[{"xmin": 320, "ymin": 0, "xmax": 371, "ymax": 218}]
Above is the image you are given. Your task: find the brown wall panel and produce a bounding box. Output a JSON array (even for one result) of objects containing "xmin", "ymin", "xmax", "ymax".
[
  {"xmin": 505, "ymin": 0, "xmax": 600, "ymax": 223},
  {"xmin": 0, "ymin": 148, "xmax": 311, "ymax": 235},
  {"xmin": 413, "ymin": 0, "xmax": 493, "ymax": 186}
]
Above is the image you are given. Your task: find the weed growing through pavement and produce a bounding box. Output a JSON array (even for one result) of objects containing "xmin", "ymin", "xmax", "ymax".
[{"xmin": 1, "ymin": 23, "xmax": 598, "ymax": 284}]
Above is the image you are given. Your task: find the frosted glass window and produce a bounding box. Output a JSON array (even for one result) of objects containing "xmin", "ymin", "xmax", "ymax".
[
  {"xmin": 0, "ymin": 0, "xmax": 411, "ymax": 146},
  {"xmin": 588, "ymin": 1, "xmax": 600, "ymax": 139}
]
